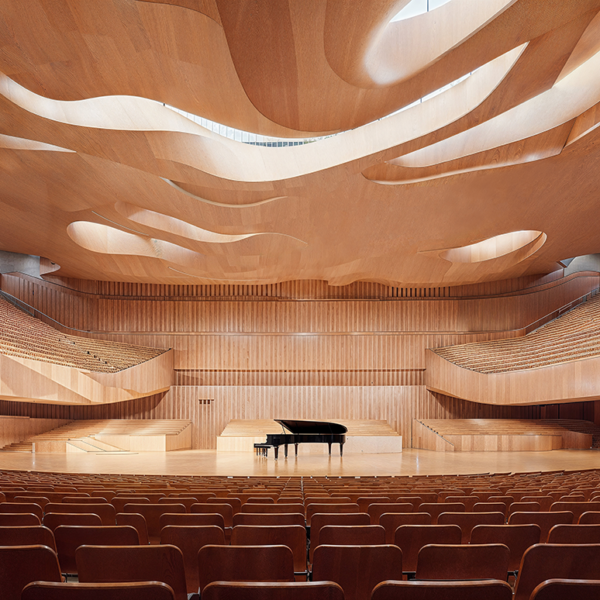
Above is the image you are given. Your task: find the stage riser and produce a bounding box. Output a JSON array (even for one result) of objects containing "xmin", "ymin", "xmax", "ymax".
[{"xmin": 217, "ymin": 435, "xmax": 402, "ymax": 454}]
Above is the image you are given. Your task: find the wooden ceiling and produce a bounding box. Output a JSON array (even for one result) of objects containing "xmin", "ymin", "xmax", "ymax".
[{"xmin": 1, "ymin": 0, "xmax": 600, "ymax": 287}]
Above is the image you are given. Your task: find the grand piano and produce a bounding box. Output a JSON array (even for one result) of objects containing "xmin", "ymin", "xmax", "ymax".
[{"xmin": 254, "ymin": 419, "xmax": 347, "ymax": 459}]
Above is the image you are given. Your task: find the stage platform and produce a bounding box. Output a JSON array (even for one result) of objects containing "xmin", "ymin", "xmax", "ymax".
[{"xmin": 0, "ymin": 448, "xmax": 598, "ymax": 477}]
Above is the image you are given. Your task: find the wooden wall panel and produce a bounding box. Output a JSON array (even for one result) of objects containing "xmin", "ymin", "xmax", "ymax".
[
  {"xmin": 0, "ymin": 416, "xmax": 69, "ymax": 449},
  {"xmin": 0, "ymin": 272, "xmax": 595, "ymax": 448}
]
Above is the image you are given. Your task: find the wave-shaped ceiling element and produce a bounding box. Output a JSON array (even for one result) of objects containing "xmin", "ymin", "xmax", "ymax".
[{"xmin": 1, "ymin": 1, "xmax": 600, "ymax": 287}]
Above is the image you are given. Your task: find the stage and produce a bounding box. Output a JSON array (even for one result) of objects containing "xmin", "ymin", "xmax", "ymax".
[{"xmin": 0, "ymin": 448, "xmax": 599, "ymax": 477}]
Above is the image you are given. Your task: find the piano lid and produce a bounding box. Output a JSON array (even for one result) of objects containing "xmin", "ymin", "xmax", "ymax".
[{"xmin": 275, "ymin": 419, "xmax": 348, "ymax": 435}]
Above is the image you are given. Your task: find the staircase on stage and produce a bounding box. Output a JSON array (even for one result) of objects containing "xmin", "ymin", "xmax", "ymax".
[{"xmin": 217, "ymin": 419, "xmax": 402, "ymax": 454}]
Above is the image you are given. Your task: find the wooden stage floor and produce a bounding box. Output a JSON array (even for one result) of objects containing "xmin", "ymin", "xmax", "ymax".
[{"xmin": 0, "ymin": 449, "xmax": 599, "ymax": 477}]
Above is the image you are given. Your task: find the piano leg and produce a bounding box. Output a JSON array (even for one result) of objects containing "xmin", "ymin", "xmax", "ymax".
[
  {"xmin": 284, "ymin": 444, "xmax": 289, "ymax": 458},
  {"xmin": 274, "ymin": 446, "xmax": 279, "ymax": 460},
  {"xmin": 294, "ymin": 443, "xmax": 298, "ymax": 456},
  {"xmin": 340, "ymin": 442, "xmax": 344, "ymax": 457},
  {"xmin": 328, "ymin": 442, "xmax": 332, "ymax": 456}
]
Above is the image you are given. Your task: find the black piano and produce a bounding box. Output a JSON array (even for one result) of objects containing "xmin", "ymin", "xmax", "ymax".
[{"xmin": 254, "ymin": 419, "xmax": 347, "ymax": 459}]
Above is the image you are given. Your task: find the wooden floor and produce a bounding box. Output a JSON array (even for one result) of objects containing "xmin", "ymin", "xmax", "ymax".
[{"xmin": 0, "ymin": 448, "xmax": 599, "ymax": 477}]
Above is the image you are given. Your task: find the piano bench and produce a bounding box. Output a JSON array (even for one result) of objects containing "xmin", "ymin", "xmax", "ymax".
[{"xmin": 253, "ymin": 443, "xmax": 272, "ymax": 457}]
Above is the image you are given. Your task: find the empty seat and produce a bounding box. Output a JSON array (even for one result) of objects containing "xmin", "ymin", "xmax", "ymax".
[
  {"xmin": 198, "ymin": 545, "xmax": 295, "ymax": 593},
  {"xmin": 356, "ymin": 497, "xmax": 391, "ymax": 512},
  {"xmin": 158, "ymin": 497, "xmax": 197, "ymax": 511},
  {"xmin": 551, "ymin": 502, "xmax": 600, "ymax": 522},
  {"xmin": 0, "ymin": 513, "xmax": 40, "ymax": 526},
  {"xmin": 508, "ymin": 502, "xmax": 540, "ymax": 516},
  {"xmin": 206, "ymin": 497, "xmax": 242, "ymax": 515},
  {"xmin": 241, "ymin": 504, "xmax": 304, "ymax": 516},
  {"xmin": 21, "ymin": 581, "xmax": 176, "ymax": 600},
  {"xmin": 416, "ymin": 503, "xmax": 465, "ymax": 522},
  {"xmin": 160, "ymin": 512, "xmax": 225, "ymax": 530},
  {"xmin": 547, "ymin": 524, "xmax": 600, "ymax": 544},
  {"xmin": 44, "ymin": 512, "xmax": 102, "ymax": 531},
  {"xmin": 123, "ymin": 504, "xmax": 185, "ymax": 542},
  {"xmin": 192, "ymin": 503, "xmax": 234, "ymax": 528},
  {"xmin": 160, "ymin": 525, "xmax": 225, "ymax": 593},
  {"xmin": 0, "ymin": 502, "xmax": 43, "ymax": 521},
  {"xmin": 508, "ymin": 511, "xmax": 573, "ymax": 541},
  {"xmin": 116, "ymin": 512, "xmax": 149, "ymax": 545},
  {"xmin": 0, "ymin": 545, "xmax": 62, "ymax": 600},
  {"xmin": 469, "ymin": 524, "xmax": 541, "ymax": 572},
  {"xmin": 579, "ymin": 511, "xmax": 600, "ymax": 524},
  {"xmin": 76, "ymin": 544, "xmax": 188, "ymax": 600},
  {"xmin": 45, "ymin": 503, "xmax": 116, "ymax": 526},
  {"xmin": 444, "ymin": 496, "xmax": 480, "ymax": 511},
  {"xmin": 312, "ymin": 545, "xmax": 403, "ymax": 600},
  {"xmin": 309, "ymin": 513, "xmax": 370, "ymax": 562},
  {"xmin": 62, "ymin": 497, "xmax": 108, "ymax": 504},
  {"xmin": 530, "ymin": 578, "xmax": 600, "ymax": 600},
  {"xmin": 371, "ymin": 580, "xmax": 513, "ymax": 600},
  {"xmin": 437, "ymin": 512, "xmax": 505, "ymax": 543},
  {"xmin": 201, "ymin": 581, "xmax": 344, "ymax": 600},
  {"xmin": 514, "ymin": 543, "xmax": 600, "ymax": 600},
  {"xmin": 0, "ymin": 524, "xmax": 56, "ymax": 551},
  {"xmin": 380, "ymin": 513, "xmax": 432, "ymax": 543},
  {"xmin": 473, "ymin": 502, "xmax": 507, "ymax": 515},
  {"xmin": 319, "ymin": 525, "xmax": 385, "ymax": 547},
  {"xmin": 13, "ymin": 496, "xmax": 50, "ymax": 509},
  {"xmin": 55, "ymin": 525, "xmax": 140, "ymax": 573},
  {"xmin": 306, "ymin": 504, "xmax": 360, "ymax": 526},
  {"xmin": 416, "ymin": 543, "xmax": 510, "ymax": 580},
  {"xmin": 394, "ymin": 525, "xmax": 461, "ymax": 573},
  {"xmin": 233, "ymin": 513, "xmax": 305, "ymax": 527},
  {"xmin": 111, "ymin": 497, "xmax": 150, "ymax": 514},
  {"xmin": 367, "ymin": 503, "xmax": 413, "ymax": 524}
]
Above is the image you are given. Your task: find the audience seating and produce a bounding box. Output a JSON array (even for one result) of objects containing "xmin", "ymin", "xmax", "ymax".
[
  {"xmin": 547, "ymin": 523, "xmax": 600, "ymax": 544},
  {"xmin": 201, "ymin": 581, "xmax": 344, "ymax": 600},
  {"xmin": 0, "ymin": 545, "xmax": 62, "ymax": 600},
  {"xmin": 0, "ymin": 513, "xmax": 40, "ymax": 526},
  {"xmin": 380, "ymin": 513, "xmax": 432, "ymax": 543},
  {"xmin": 160, "ymin": 525, "xmax": 225, "ymax": 593},
  {"xmin": 111, "ymin": 497, "xmax": 150, "ymax": 513},
  {"xmin": 319, "ymin": 525, "xmax": 385, "ymax": 547},
  {"xmin": 513, "ymin": 543, "xmax": 600, "ymax": 600},
  {"xmin": 367, "ymin": 503, "xmax": 413, "ymax": 524},
  {"xmin": 530, "ymin": 578, "xmax": 600, "ymax": 600},
  {"xmin": 437, "ymin": 512, "xmax": 505, "ymax": 543},
  {"xmin": 123, "ymin": 503, "xmax": 185, "ymax": 542},
  {"xmin": 579, "ymin": 511, "xmax": 600, "ymax": 524},
  {"xmin": 394, "ymin": 525, "xmax": 461, "ymax": 573},
  {"xmin": 312, "ymin": 544, "xmax": 403, "ymax": 600},
  {"xmin": 416, "ymin": 503, "xmax": 465, "ymax": 522},
  {"xmin": 192, "ymin": 503, "xmax": 234, "ymax": 528},
  {"xmin": 116, "ymin": 512, "xmax": 149, "ymax": 544},
  {"xmin": 550, "ymin": 501, "xmax": 600, "ymax": 521},
  {"xmin": 54, "ymin": 525, "xmax": 140, "ymax": 573},
  {"xmin": 44, "ymin": 503, "xmax": 116, "ymax": 525},
  {"xmin": 306, "ymin": 504, "xmax": 360, "ymax": 526},
  {"xmin": 0, "ymin": 524, "xmax": 56, "ymax": 551},
  {"xmin": 0, "ymin": 502, "xmax": 43, "ymax": 521},
  {"xmin": 76, "ymin": 544, "xmax": 188, "ymax": 600},
  {"xmin": 309, "ymin": 513, "xmax": 370, "ymax": 562},
  {"xmin": 233, "ymin": 513, "xmax": 305, "ymax": 527},
  {"xmin": 469, "ymin": 524, "xmax": 541, "ymax": 572},
  {"xmin": 21, "ymin": 581, "xmax": 177, "ymax": 600},
  {"xmin": 415, "ymin": 543, "xmax": 510, "ymax": 580},
  {"xmin": 198, "ymin": 545, "xmax": 295, "ymax": 593},
  {"xmin": 508, "ymin": 511, "xmax": 574, "ymax": 540},
  {"xmin": 371, "ymin": 580, "xmax": 513, "ymax": 600}
]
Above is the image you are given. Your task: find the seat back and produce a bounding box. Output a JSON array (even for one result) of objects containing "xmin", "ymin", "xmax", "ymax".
[
  {"xmin": 0, "ymin": 544, "xmax": 62, "ymax": 600},
  {"xmin": 356, "ymin": 497, "xmax": 392, "ymax": 513},
  {"xmin": 0, "ymin": 525, "xmax": 56, "ymax": 551},
  {"xmin": 367, "ymin": 504, "xmax": 413, "ymax": 525},
  {"xmin": 579, "ymin": 511, "xmax": 600, "ymax": 524},
  {"xmin": 530, "ymin": 578, "xmax": 600, "ymax": 600},
  {"xmin": 437, "ymin": 512, "xmax": 505, "ymax": 543},
  {"xmin": 124, "ymin": 504, "xmax": 185, "ymax": 540},
  {"xmin": 306, "ymin": 504, "xmax": 360, "ymax": 526},
  {"xmin": 14, "ymin": 496, "xmax": 50, "ymax": 509},
  {"xmin": 158, "ymin": 497, "xmax": 197, "ymax": 511},
  {"xmin": 192, "ymin": 503, "xmax": 234, "ymax": 527},
  {"xmin": 45, "ymin": 503, "xmax": 116, "ymax": 525},
  {"xmin": 206, "ymin": 497, "xmax": 242, "ymax": 515},
  {"xmin": 473, "ymin": 502, "xmax": 507, "ymax": 516},
  {"xmin": 111, "ymin": 497, "xmax": 150, "ymax": 514},
  {"xmin": 62, "ymin": 497, "xmax": 108, "ymax": 504},
  {"xmin": 116, "ymin": 512, "xmax": 149, "ymax": 545},
  {"xmin": 0, "ymin": 512, "xmax": 40, "ymax": 526},
  {"xmin": 522, "ymin": 496, "xmax": 554, "ymax": 511},
  {"xmin": 469, "ymin": 524, "xmax": 540, "ymax": 572},
  {"xmin": 416, "ymin": 503, "xmax": 465, "ymax": 522},
  {"xmin": 444, "ymin": 496, "xmax": 480, "ymax": 511},
  {"xmin": 371, "ymin": 580, "xmax": 513, "ymax": 600},
  {"xmin": 547, "ymin": 524, "xmax": 600, "ymax": 544},
  {"xmin": 319, "ymin": 525, "xmax": 385, "ymax": 547},
  {"xmin": 309, "ymin": 513, "xmax": 370, "ymax": 562},
  {"xmin": 76, "ymin": 544, "xmax": 188, "ymax": 600},
  {"xmin": 233, "ymin": 513, "xmax": 305, "ymax": 527},
  {"xmin": 55, "ymin": 525, "xmax": 140, "ymax": 573},
  {"xmin": 394, "ymin": 524, "xmax": 461, "ymax": 572},
  {"xmin": 380, "ymin": 513, "xmax": 432, "ymax": 543},
  {"xmin": 21, "ymin": 581, "xmax": 176, "ymax": 600},
  {"xmin": 508, "ymin": 502, "xmax": 540, "ymax": 516},
  {"xmin": 241, "ymin": 504, "xmax": 304, "ymax": 515},
  {"xmin": 312, "ymin": 545, "xmax": 403, "ymax": 600},
  {"xmin": 201, "ymin": 581, "xmax": 344, "ymax": 600},
  {"xmin": 514, "ymin": 543, "xmax": 600, "ymax": 600},
  {"xmin": 44, "ymin": 512, "xmax": 102, "ymax": 531},
  {"xmin": 231, "ymin": 525, "xmax": 307, "ymax": 575},
  {"xmin": 416, "ymin": 543, "xmax": 510, "ymax": 580},
  {"xmin": 160, "ymin": 512, "xmax": 225, "ymax": 530},
  {"xmin": 508, "ymin": 511, "xmax": 573, "ymax": 541},
  {"xmin": 160, "ymin": 525, "xmax": 225, "ymax": 593},
  {"xmin": 551, "ymin": 502, "xmax": 600, "ymax": 522},
  {"xmin": 198, "ymin": 544, "xmax": 295, "ymax": 592},
  {"xmin": 0, "ymin": 502, "xmax": 43, "ymax": 520}
]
